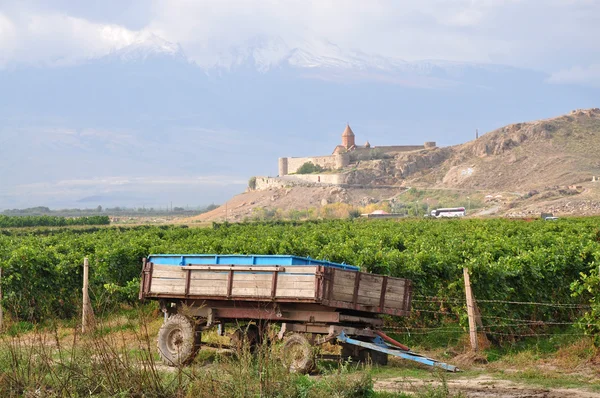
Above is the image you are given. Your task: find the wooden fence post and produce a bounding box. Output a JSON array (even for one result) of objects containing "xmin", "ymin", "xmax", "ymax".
[
  {"xmin": 82, "ymin": 258, "xmax": 95, "ymax": 333},
  {"xmin": 0, "ymin": 267, "xmax": 3, "ymax": 332},
  {"xmin": 463, "ymin": 267, "xmax": 478, "ymax": 351}
]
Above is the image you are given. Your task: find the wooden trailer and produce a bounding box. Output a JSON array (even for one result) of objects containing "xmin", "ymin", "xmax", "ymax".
[{"xmin": 140, "ymin": 254, "xmax": 456, "ymax": 372}]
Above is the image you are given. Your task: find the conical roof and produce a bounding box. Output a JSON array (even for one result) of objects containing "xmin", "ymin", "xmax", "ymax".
[{"xmin": 342, "ymin": 124, "xmax": 355, "ymax": 137}]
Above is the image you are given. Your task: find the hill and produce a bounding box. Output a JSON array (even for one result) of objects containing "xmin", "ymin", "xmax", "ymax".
[{"xmin": 186, "ymin": 109, "xmax": 600, "ymax": 222}]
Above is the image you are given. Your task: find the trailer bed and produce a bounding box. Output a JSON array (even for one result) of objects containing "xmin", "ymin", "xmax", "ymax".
[{"xmin": 140, "ymin": 254, "xmax": 412, "ymax": 316}]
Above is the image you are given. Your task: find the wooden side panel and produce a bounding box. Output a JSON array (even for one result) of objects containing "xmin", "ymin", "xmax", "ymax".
[
  {"xmin": 385, "ymin": 278, "xmax": 407, "ymax": 302},
  {"xmin": 147, "ymin": 264, "xmax": 411, "ymax": 314},
  {"xmin": 276, "ymin": 274, "xmax": 316, "ymax": 298},
  {"xmin": 149, "ymin": 277, "xmax": 186, "ymax": 294},
  {"xmin": 149, "ymin": 264, "xmax": 318, "ymax": 300},
  {"xmin": 231, "ymin": 273, "xmax": 271, "ymax": 296},
  {"xmin": 327, "ymin": 269, "xmax": 410, "ymax": 312}
]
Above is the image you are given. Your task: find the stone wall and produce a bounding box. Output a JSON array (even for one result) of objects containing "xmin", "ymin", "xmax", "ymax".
[
  {"xmin": 375, "ymin": 145, "xmax": 427, "ymax": 154},
  {"xmin": 253, "ymin": 174, "xmax": 348, "ymax": 191},
  {"xmin": 289, "ymin": 174, "xmax": 347, "ymax": 184},
  {"xmin": 278, "ymin": 143, "xmax": 435, "ymax": 176},
  {"xmin": 286, "ymin": 155, "xmax": 338, "ymax": 174}
]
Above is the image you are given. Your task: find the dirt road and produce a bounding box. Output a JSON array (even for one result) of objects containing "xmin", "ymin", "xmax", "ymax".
[{"xmin": 375, "ymin": 374, "xmax": 600, "ymax": 397}]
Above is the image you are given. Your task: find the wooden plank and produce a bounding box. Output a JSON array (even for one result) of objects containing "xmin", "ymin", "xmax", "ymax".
[
  {"xmin": 188, "ymin": 285, "xmax": 228, "ymax": 295},
  {"xmin": 357, "ymin": 273, "xmax": 384, "ymax": 284},
  {"xmin": 151, "ymin": 278, "xmax": 186, "ymax": 287},
  {"xmin": 331, "ymin": 291, "xmax": 354, "ymax": 302},
  {"xmin": 356, "ymin": 287, "xmax": 384, "ymax": 300},
  {"xmin": 229, "ymin": 274, "xmax": 273, "ymax": 282},
  {"xmin": 227, "ymin": 270, "xmax": 233, "ymax": 297},
  {"xmin": 190, "ymin": 272, "xmax": 229, "ymax": 281},
  {"xmin": 231, "ymin": 287, "xmax": 271, "ymax": 296},
  {"xmin": 185, "ymin": 265, "xmax": 318, "ymax": 274},
  {"xmin": 149, "ymin": 281, "xmax": 186, "ymax": 294},
  {"xmin": 152, "ymin": 265, "xmax": 186, "ymax": 278},
  {"xmin": 279, "ymin": 267, "xmax": 318, "ymax": 274},
  {"xmin": 185, "ymin": 265, "xmax": 286, "ymax": 272},
  {"xmin": 383, "ymin": 300, "xmax": 408, "ymax": 310},
  {"xmin": 275, "ymin": 281, "xmax": 315, "ymax": 290},
  {"xmin": 277, "ymin": 275, "xmax": 315, "ymax": 283},
  {"xmin": 355, "ymin": 295, "xmax": 380, "ymax": 306},
  {"xmin": 383, "ymin": 289, "xmax": 406, "ymax": 302},
  {"xmin": 333, "ymin": 270, "xmax": 358, "ymax": 281},
  {"xmin": 228, "ymin": 281, "xmax": 272, "ymax": 289},
  {"xmin": 275, "ymin": 289, "xmax": 315, "ymax": 298},
  {"xmin": 331, "ymin": 278, "xmax": 356, "ymax": 289}
]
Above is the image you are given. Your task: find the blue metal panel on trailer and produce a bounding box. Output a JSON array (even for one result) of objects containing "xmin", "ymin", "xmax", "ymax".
[
  {"xmin": 147, "ymin": 254, "xmax": 359, "ymax": 271},
  {"xmin": 336, "ymin": 331, "xmax": 459, "ymax": 372}
]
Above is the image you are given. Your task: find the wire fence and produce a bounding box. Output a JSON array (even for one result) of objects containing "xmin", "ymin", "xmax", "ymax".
[{"xmin": 380, "ymin": 294, "xmax": 592, "ymax": 340}]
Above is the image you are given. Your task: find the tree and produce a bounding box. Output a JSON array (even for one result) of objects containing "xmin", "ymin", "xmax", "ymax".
[{"xmin": 296, "ymin": 162, "xmax": 324, "ymax": 174}]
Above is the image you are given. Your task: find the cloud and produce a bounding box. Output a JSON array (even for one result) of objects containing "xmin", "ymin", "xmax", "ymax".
[
  {"xmin": 0, "ymin": 8, "xmax": 152, "ymax": 67},
  {"xmin": 548, "ymin": 64, "xmax": 600, "ymax": 87},
  {"xmin": 1, "ymin": 0, "xmax": 599, "ymax": 72}
]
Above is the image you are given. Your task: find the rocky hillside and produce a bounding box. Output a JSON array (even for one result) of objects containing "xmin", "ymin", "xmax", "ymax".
[
  {"xmin": 186, "ymin": 109, "xmax": 600, "ymax": 222},
  {"xmin": 345, "ymin": 108, "xmax": 600, "ymax": 191}
]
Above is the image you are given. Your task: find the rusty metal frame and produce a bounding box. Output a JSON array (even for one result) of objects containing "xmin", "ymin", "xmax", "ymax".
[
  {"xmin": 352, "ymin": 272, "xmax": 361, "ymax": 309},
  {"xmin": 379, "ymin": 276, "xmax": 388, "ymax": 312},
  {"xmin": 226, "ymin": 270, "xmax": 234, "ymax": 298}
]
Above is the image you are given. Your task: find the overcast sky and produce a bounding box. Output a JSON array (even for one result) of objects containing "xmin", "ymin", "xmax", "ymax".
[
  {"xmin": 0, "ymin": 0, "xmax": 599, "ymax": 85},
  {"xmin": 1, "ymin": 1, "xmax": 599, "ymax": 210}
]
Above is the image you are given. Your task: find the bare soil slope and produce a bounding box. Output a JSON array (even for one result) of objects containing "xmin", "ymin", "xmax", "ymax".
[{"xmin": 186, "ymin": 108, "xmax": 600, "ymax": 222}]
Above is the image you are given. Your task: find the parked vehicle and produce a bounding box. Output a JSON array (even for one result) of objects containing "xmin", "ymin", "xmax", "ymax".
[
  {"xmin": 139, "ymin": 254, "xmax": 458, "ymax": 372},
  {"xmin": 430, "ymin": 207, "xmax": 466, "ymax": 218}
]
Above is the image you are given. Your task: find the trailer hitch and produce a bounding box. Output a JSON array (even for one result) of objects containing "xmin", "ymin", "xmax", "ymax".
[{"xmin": 337, "ymin": 331, "xmax": 459, "ymax": 372}]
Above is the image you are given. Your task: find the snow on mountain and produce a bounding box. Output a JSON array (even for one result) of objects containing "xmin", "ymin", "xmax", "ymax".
[
  {"xmin": 90, "ymin": 32, "xmax": 520, "ymax": 82},
  {"xmin": 101, "ymin": 32, "xmax": 186, "ymax": 62}
]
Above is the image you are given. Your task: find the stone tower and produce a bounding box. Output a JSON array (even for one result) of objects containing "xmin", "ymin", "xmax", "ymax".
[
  {"xmin": 342, "ymin": 124, "xmax": 355, "ymax": 149},
  {"xmin": 335, "ymin": 152, "xmax": 350, "ymax": 169},
  {"xmin": 278, "ymin": 157, "xmax": 288, "ymax": 176}
]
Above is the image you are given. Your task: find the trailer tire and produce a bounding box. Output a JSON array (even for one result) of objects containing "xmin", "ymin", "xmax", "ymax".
[
  {"xmin": 157, "ymin": 314, "xmax": 199, "ymax": 366},
  {"xmin": 282, "ymin": 333, "xmax": 314, "ymax": 374}
]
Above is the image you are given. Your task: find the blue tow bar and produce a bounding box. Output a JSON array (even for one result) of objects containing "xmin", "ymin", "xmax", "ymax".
[{"xmin": 337, "ymin": 331, "xmax": 459, "ymax": 372}]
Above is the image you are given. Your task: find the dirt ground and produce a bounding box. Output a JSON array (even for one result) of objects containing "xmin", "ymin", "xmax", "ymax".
[{"xmin": 374, "ymin": 374, "xmax": 600, "ymax": 398}]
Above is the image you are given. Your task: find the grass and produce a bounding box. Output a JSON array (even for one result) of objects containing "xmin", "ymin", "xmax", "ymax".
[{"xmin": 0, "ymin": 308, "xmax": 598, "ymax": 397}]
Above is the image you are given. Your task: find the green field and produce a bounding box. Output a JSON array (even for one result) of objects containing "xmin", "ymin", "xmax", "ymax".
[
  {"xmin": 0, "ymin": 218, "xmax": 598, "ymax": 332},
  {"xmin": 1, "ymin": 218, "xmax": 599, "ymax": 397}
]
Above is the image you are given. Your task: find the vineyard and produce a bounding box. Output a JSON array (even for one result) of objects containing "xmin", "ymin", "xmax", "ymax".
[
  {"xmin": 0, "ymin": 215, "xmax": 110, "ymax": 228},
  {"xmin": 0, "ymin": 218, "xmax": 599, "ymax": 341}
]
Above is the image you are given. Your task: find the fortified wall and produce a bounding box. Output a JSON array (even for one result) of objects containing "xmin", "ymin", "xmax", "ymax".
[
  {"xmin": 253, "ymin": 124, "xmax": 437, "ymax": 191},
  {"xmin": 254, "ymin": 174, "xmax": 348, "ymax": 190},
  {"xmin": 279, "ymin": 153, "xmax": 350, "ymax": 176}
]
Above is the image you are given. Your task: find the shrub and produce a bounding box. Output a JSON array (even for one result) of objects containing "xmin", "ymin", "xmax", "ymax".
[
  {"xmin": 296, "ymin": 162, "xmax": 325, "ymax": 174},
  {"xmin": 248, "ymin": 176, "xmax": 257, "ymax": 190}
]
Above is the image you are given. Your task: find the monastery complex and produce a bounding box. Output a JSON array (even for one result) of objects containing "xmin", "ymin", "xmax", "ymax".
[
  {"xmin": 278, "ymin": 124, "xmax": 436, "ymax": 176},
  {"xmin": 252, "ymin": 124, "xmax": 437, "ymax": 191}
]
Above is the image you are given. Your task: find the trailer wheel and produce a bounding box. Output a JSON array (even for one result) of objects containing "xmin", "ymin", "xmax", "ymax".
[
  {"xmin": 282, "ymin": 333, "xmax": 314, "ymax": 373},
  {"xmin": 157, "ymin": 314, "xmax": 199, "ymax": 366}
]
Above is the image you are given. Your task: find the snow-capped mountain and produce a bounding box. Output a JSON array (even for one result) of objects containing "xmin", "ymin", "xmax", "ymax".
[
  {"xmin": 0, "ymin": 33, "xmax": 597, "ymax": 209},
  {"xmin": 101, "ymin": 33, "xmax": 187, "ymax": 63}
]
